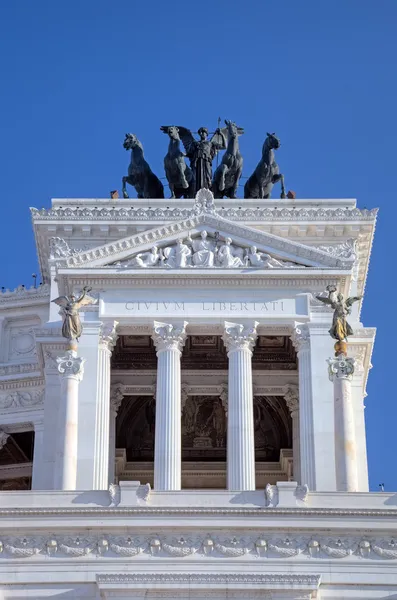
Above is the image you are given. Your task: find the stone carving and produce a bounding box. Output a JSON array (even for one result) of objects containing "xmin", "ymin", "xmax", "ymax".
[
  {"xmin": 100, "ymin": 321, "xmax": 119, "ymax": 352},
  {"xmin": 212, "ymin": 120, "xmax": 244, "ymax": 199},
  {"xmin": 0, "ymin": 390, "xmax": 44, "ymax": 409},
  {"xmin": 328, "ymin": 355, "xmax": 356, "ymax": 381},
  {"xmin": 2, "ymin": 533, "xmax": 397, "ymax": 560},
  {"xmin": 122, "ymin": 133, "xmax": 164, "ymax": 199},
  {"xmin": 295, "ymin": 484, "xmax": 309, "ymax": 502},
  {"xmin": 160, "ymin": 126, "xmax": 194, "ymax": 198},
  {"xmin": 152, "ymin": 321, "xmax": 187, "ymax": 353},
  {"xmin": 245, "ymin": 246, "xmax": 296, "ymax": 268},
  {"xmin": 244, "ymin": 132, "xmax": 286, "ymax": 199},
  {"xmin": 0, "ymin": 430, "xmax": 10, "ymax": 450},
  {"xmin": 290, "ymin": 326, "xmax": 310, "ymax": 352},
  {"xmin": 31, "ymin": 204, "xmax": 378, "ymax": 223},
  {"xmin": 109, "ymin": 536, "xmax": 146, "ymax": 557},
  {"xmin": 217, "ymin": 237, "xmax": 244, "ymax": 267},
  {"xmin": 108, "ymin": 483, "xmax": 120, "ymax": 507},
  {"xmin": 113, "ymin": 230, "xmax": 302, "ymax": 271},
  {"xmin": 136, "ymin": 482, "xmax": 151, "ymax": 502},
  {"xmin": 316, "ymin": 285, "xmax": 361, "ymax": 342},
  {"xmin": 182, "ymin": 395, "xmax": 227, "ymax": 449},
  {"xmin": 56, "ymin": 350, "xmax": 85, "ymax": 381},
  {"xmin": 265, "ymin": 483, "xmax": 279, "ymax": 507},
  {"xmin": 0, "ymin": 363, "xmax": 38, "ymax": 376},
  {"xmin": 49, "ymin": 237, "xmax": 86, "ymax": 259},
  {"xmin": 284, "ymin": 385, "xmax": 299, "ymax": 414},
  {"xmin": 191, "ymin": 188, "xmax": 217, "ymax": 216},
  {"xmin": 176, "ymin": 125, "xmax": 227, "ymax": 194},
  {"xmin": 52, "ymin": 287, "xmax": 96, "ymax": 342},
  {"xmin": 10, "ymin": 328, "xmax": 36, "ymax": 358},
  {"xmin": 222, "ymin": 321, "xmax": 258, "ymax": 354},
  {"xmin": 315, "ymin": 238, "xmax": 357, "ymax": 261},
  {"xmin": 110, "ymin": 384, "xmax": 124, "ymax": 414}
]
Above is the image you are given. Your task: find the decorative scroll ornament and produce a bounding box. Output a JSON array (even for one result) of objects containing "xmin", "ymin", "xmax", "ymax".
[
  {"xmin": 100, "ymin": 321, "xmax": 119, "ymax": 352},
  {"xmin": 328, "ymin": 356, "xmax": 355, "ymax": 381},
  {"xmin": 222, "ymin": 321, "xmax": 258, "ymax": 354},
  {"xmin": 314, "ymin": 238, "xmax": 357, "ymax": 261},
  {"xmin": 56, "ymin": 350, "xmax": 85, "ymax": 381},
  {"xmin": 290, "ymin": 325, "xmax": 310, "ymax": 352},
  {"xmin": 49, "ymin": 237, "xmax": 85, "ymax": 259},
  {"xmin": 152, "ymin": 321, "xmax": 187, "ymax": 353}
]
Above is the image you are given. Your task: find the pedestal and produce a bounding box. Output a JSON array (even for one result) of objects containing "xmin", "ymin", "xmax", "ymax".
[
  {"xmin": 222, "ymin": 321, "xmax": 258, "ymax": 491},
  {"xmin": 152, "ymin": 321, "xmax": 187, "ymax": 491},
  {"xmin": 55, "ymin": 350, "xmax": 85, "ymax": 490},
  {"xmin": 328, "ymin": 355, "xmax": 358, "ymax": 492}
]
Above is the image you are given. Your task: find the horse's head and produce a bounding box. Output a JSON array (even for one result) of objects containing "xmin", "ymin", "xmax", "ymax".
[
  {"xmin": 123, "ymin": 133, "xmax": 141, "ymax": 151},
  {"xmin": 167, "ymin": 126, "xmax": 180, "ymax": 141},
  {"xmin": 265, "ymin": 132, "xmax": 281, "ymax": 150},
  {"xmin": 225, "ymin": 120, "xmax": 244, "ymax": 138}
]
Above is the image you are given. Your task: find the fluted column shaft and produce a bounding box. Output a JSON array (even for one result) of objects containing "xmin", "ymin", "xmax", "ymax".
[
  {"xmin": 152, "ymin": 321, "xmax": 187, "ymax": 491},
  {"xmin": 55, "ymin": 350, "xmax": 85, "ymax": 490},
  {"xmin": 93, "ymin": 322, "xmax": 118, "ymax": 490},
  {"xmin": 223, "ymin": 321, "xmax": 258, "ymax": 491},
  {"xmin": 328, "ymin": 356, "xmax": 358, "ymax": 492}
]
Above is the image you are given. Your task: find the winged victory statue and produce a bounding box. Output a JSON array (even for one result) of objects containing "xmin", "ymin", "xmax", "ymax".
[
  {"xmin": 52, "ymin": 286, "xmax": 96, "ymax": 342},
  {"xmin": 316, "ymin": 285, "xmax": 361, "ymax": 342}
]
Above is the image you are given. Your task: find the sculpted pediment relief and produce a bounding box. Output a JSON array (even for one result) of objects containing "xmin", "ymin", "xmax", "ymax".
[
  {"xmin": 110, "ymin": 230, "xmax": 302, "ymax": 270},
  {"xmin": 50, "ymin": 209, "xmax": 355, "ymax": 272}
]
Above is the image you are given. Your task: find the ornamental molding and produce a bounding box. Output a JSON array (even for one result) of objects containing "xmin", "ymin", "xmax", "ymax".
[
  {"xmin": 31, "ymin": 204, "xmax": 378, "ymax": 223},
  {"xmin": 152, "ymin": 321, "xmax": 187, "ymax": 353},
  {"xmin": 3, "ymin": 531, "xmax": 397, "ymax": 562},
  {"xmin": 222, "ymin": 321, "xmax": 258, "ymax": 354},
  {"xmin": 290, "ymin": 326, "xmax": 310, "ymax": 353},
  {"xmin": 56, "ymin": 350, "xmax": 85, "ymax": 381},
  {"xmin": 0, "ymin": 389, "xmax": 44, "ymax": 410},
  {"xmin": 0, "ymin": 532, "xmax": 396, "ymax": 562},
  {"xmin": 0, "ymin": 362, "xmax": 41, "ymax": 377},
  {"xmin": 54, "ymin": 213, "xmax": 356, "ymax": 271},
  {"xmin": 328, "ymin": 356, "xmax": 356, "ymax": 381},
  {"xmin": 100, "ymin": 321, "xmax": 119, "ymax": 352},
  {"xmin": 0, "ymin": 284, "xmax": 50, "ymax": 306}
]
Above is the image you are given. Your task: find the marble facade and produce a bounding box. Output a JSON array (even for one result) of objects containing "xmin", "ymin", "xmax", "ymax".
[{"xmin": 0, "ymin": 191, "xmax": 392, "ymax": 599}]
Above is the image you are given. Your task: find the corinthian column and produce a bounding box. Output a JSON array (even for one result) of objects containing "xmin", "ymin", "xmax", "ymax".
[
  {"xmin": 93, "ymin": 321, "xmax": 118, "ymax": 490},
  {"xmin": 290, "ymin": 326, "xmax": 316, "ymax": 490},
  {"xmin": 328, "ymin": 355, "xmax": 358, "ymax": 492},
  {"xmin": 222, "ymin": 321, "xmax": 258, "ymax": 491},
  {"xmin": 284, "ymin": 385, "xmax": 300, "ymax": 484},
  {"xmin": 55, "ymin": 350, "xmax": 85, "ymax": 490},
  {"xmin": 152, "ymin": 321, "xmax": 187, "ymax": 491}
]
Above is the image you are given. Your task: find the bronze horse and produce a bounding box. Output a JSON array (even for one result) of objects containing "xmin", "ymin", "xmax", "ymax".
[
  {"xmin": 244, "ymin": 132, "xmax": 286, "ymax": 199},
  {"xmin": 122, "ymin": 133, "xmax": 164, "ymax": 199}
]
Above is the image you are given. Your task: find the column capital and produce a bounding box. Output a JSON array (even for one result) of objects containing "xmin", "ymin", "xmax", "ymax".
[
  {"xmin": 328, "ymin": 356, "xmax": 355, "ymax": 381},
  {"xmin": 284, "ymin": 384, "xmax": 299, "ymax": 414},
  {"xmin": 110, "ymin": 383, "xmax": 124, "ymax": 414},
  {"xmin": 222, "ymin": 321, "xmax": 258, "ymax": 354},
  {"xmin": 100, "ymin": 321, "xmax": 119, "ymax": 352},
  {"xmin": 56, "ymin": 350, "xmax": 85, "ymax": 382},
  {"xmin": 152, "ymin": 321, "xmax": 187, "ymax": 353},
  {"xmin": 0, "ymin": 429, "xmax": 9, "ymax": 450},
  {"xmin": 290, "ymin": 325, "xmax": 310, "ymax": 353}
]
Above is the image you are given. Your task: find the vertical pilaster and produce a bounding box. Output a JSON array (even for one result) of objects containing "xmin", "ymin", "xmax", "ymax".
[
  {"xmin": 328, "ymin": 355, "xmax": 358, "ymax": 492},
  {"xmin": 152, "ymin": 321, "xmax": 187, "ymax": 491},
  {"xmin": 76, "ymin": 320, "xmax": 117, "ymax": 489},
  {"xmin": 31, "ymin": 418, "xmax": 45, "ymax": 490},
  {"xmin": 222, "ymin": 321, "xmax": 257, "ymax": 491},
  {"xmin": 350, "ymin": 359, "xmax": 369, "ymax": 491},
  {"xmin": 284, "ymin": 385, "xmax": 301, "ymax": 484},
  {"xmin": 55, "ymin": 350, "xmax": 85, "ymax": 490},
  {"xmin": 109, "ymin": 383, "xmax": 124, "ymax": 486}
]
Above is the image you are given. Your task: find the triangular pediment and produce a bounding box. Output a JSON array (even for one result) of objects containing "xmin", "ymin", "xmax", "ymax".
[{"xmin": 57, "ymin": 213, "xmax": 354, "ymax": 271}]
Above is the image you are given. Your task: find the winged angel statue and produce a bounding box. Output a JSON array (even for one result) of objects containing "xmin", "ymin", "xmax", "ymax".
[
  {"xmin": 52, "ymin": 286, "xmax": 96, "ymax": 342},
  {"xmin": 316, "ymin": 285, "xmax": 361, "ymax": 342},
  {"xmin": 172, "ymin": 125, "xmax": 227, "ymax": 194}
]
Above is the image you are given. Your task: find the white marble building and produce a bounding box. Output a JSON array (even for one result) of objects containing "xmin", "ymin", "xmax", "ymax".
[{"xmin": 0, "ymin": 189, "xmax": 394, "ymax": 599}]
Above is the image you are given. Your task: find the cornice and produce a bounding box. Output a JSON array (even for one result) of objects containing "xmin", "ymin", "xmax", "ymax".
[{"xmin": 0, "ymin": 284, "xmax": 50, "ymax": 309}]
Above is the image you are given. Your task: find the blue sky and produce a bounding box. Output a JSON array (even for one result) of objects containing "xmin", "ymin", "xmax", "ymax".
[{"xmin": 0, "ymin": 0, "xmax": 395, "ymax": 491}]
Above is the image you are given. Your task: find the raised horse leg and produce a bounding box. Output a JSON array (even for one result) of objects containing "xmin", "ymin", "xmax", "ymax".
[{"xmin": 122, "ymin": 176, "xmax": 129, "ymax": 199}]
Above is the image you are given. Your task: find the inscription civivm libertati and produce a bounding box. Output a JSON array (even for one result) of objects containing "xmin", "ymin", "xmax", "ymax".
[{"xmin": 124, "ymin": 301, "xmax": 286, "ymax": 312}]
